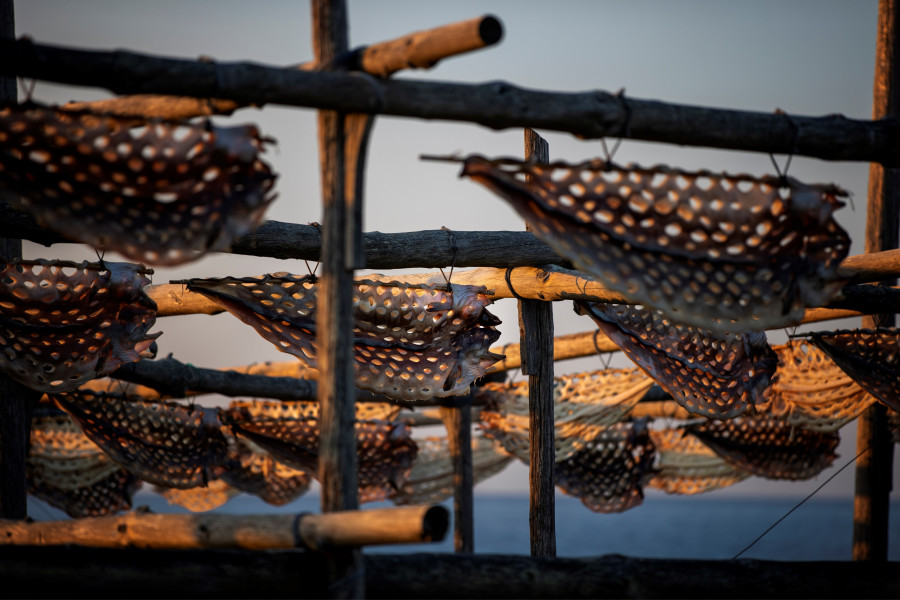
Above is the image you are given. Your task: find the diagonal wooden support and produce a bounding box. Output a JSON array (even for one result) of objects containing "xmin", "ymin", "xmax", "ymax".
[{"xmin": 519, "ymin": 129, "xmax": 556, "ymax": 557}]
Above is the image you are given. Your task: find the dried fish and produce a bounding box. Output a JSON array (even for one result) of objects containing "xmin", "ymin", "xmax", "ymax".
[
  {"xmin": 0, "ymin": 102, "xmax": 277, "ymax": 265},
  {"xmin": 53, "ymin": 390, "xmax": 230, "ymax": 489},
  {"xmin": 0, "ymin": 260, "xmax": 159, "ymax": 393},
  {"xmin": 806, "ymin": 328, "xmax": 900, "ymax": 413},
  {"xmin": 182, "ymin": 274, "xmax": 503, "ymax": 401},
  {"xmin": 462, "ymin": 156, "xmax": 849, "ymax": 333},
  {"xmin": 575, "ymin": 301, "xmax": 777, "ymax": 419}
]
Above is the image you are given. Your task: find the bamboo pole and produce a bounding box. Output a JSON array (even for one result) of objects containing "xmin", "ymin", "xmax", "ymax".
[
  {"xmin": 2, "ymin": 39, "xmax": 899, "ymax": 164},
  {"xmin": 0, "ymin": 506, "xmax": 448, "ymax": 551},
  {"xmin": 521, "ymin": 129, "xmax": 556, "ymax": 558},
  {"xmin": 854, "ymin": 0, "xmax": 899, "ymax": 563}
]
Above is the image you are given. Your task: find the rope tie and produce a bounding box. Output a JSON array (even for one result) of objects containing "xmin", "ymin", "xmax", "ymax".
[{"xmin": 505, "ymin": 267, "xmax": 526, "ymax": 300}]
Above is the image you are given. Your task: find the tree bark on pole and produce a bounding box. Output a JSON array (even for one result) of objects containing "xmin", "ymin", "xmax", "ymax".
[
  {"xmin": 520, "ymin": 129, "xmax": 556, "ymax": 557},
  {"xmin": 4, "ymin": 38, "xmax": 900, "ymax": 165},
  {"xmin": 312, "ymin": 0, "xmax": 365, "ymax": 596},
  {"xmin": 854, "ymin": 0, "xmax": 899, "ymax": 563},
  {"xmin": 438, "ymin": 399, "xmax": 474, "ymax": 553}
]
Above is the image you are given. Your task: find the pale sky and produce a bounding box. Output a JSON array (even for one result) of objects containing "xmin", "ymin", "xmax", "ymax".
[{"xmin": 13, "ymin": 1, "xmax": 898, "ymax": 504}]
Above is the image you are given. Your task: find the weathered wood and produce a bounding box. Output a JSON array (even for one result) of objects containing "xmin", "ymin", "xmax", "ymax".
[
  {"xmin": 313, "ymin": 0, "xmax": 358, "ymax": 514},
  {"xmin": 11, "ymin": 196, "xmax": 900, "ymax": 279},
  {"xmin": 0, "ymin": 547, "xmax": 896, "ymax": 599},
  {"xmin": 3, "ymin": 38, "xmax": 900, "ymax": 164},
  {"xmin": 312, "ymin": 2, "xmax": 364, "ymax": 596},
  {"xmin": 0, "ymin": 0, "xmax": 38, "ymax": 522},
  {"xmin": 438, "ymin": 400, "xmax": 474, "ymax": 553},
  {"xmin": 53, "ymin": 15, "xmax": 503, "ymax": 120},
  {"xmin": 351, "ymin": 14, "xmax": 502, "ymax": 77},
  {"xmin": 0, "ymin": 506, "xmax": 447, "ymax": 551},
  {"xmin": 854, "ymin": 0, "xmax": 899, "ymax": 563},
  {"xmin": 109, "ymin": 356, "xmax": 318, "ymax": 400},
  {"xmin": 521, "ymin": 128, "xmax": 556, "ymax": 558},
  {"xmin": 146, "ymin": 269, "xmax": 900, "ymax": 324},
  {"xmin": 61, "ymin": 95, "xmax": 243, "ymax": 120}
]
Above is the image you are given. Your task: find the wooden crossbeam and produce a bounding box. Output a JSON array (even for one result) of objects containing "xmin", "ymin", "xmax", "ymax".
[{"xmin": 2, "ymin": 38, "xmax": 900, "ymax": 164}]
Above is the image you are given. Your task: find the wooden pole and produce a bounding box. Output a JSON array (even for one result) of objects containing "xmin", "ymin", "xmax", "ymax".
[
  {"xmin": 4, "ymin": 39, "xmax": 900, "ymax": 165},
  {"xmin": 0, "ymin": 506, "xmax": 448, "ymax": 551},
  {"xmin": 0, "ymin": 0, "xmax": 39, "ymax": 522},
  {"xmin": 54, "ymin": 14, "xmax": 503, "ymax": 119},
  {"xmin": 312, "ymin": 1, "xmax": 365, "ymax": 595},
  {"xmin": 521, "ymin": 129, "xmax": 556, "ymax": 557},
  {"xmin": 439, "ymin": 399, "xmax": 474, "ymax": 553},
  {"xmin": 13, "ymin": 199, "xmax": 900, "ymax": 277},
  {"xmin": 854, "ymin": 0, "xmax": 899, "ymax": 563},
  {"xmin": 146, "ymin": 266, "xmax": 900, "ymax": 319}
]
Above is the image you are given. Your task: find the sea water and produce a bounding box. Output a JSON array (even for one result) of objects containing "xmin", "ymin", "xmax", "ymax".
[{"xmin": 26, "ymin": 489, "xmax": 900, "ymax": 561}]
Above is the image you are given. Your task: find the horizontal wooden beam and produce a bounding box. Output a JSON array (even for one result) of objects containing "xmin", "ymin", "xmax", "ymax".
[
  {"xmin": 0, "ymin": 546, "xmax": 895, "ymax": 599},
  {"xmin": 2, "ymin": 38, "xmax": 899, "ymax": 164},
  {"xmin": 53, "ymin": 15, "xmax": 503, "ymax": 120},
  {"xmin": 146, "ymin": 265, "xmax": 898, "ymax": 321},
  {"xmin": 11, "ymin": 196, "xmax": 900, "ymax": 279},
  {"xmin": 0, "ymin": 505, "xmax": 448, "ymax": 551}
]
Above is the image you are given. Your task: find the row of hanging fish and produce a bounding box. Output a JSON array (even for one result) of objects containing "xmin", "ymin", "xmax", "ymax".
[
  {"xmin": 26, "ymin": 394, "xmax": 417, "ymax": 517},
  {"xmin": 451, "ymin": 154, "xmax": 900, "ymax": 421},
  {"xmin": 0, "ymin": 258, "xmax": 504, "ymax": 402},
  {"xmin": 24, "ymin": 396, "xmax": 513, "ymax": 518},
  {"xmin": 476, "ymin": 364, "xmax": 845, "ymax": 513}
]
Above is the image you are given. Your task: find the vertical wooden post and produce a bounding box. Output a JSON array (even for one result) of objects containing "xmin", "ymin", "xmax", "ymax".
[
  {"xmin": 854, "ymin": 0, "xmax": 898, "ymax": 563},
  {"xmin": 312, "ymin": 0, "xmax": 366, "ymax": 595},
  {"xmin": 0, "ymin": 0, "xmax": 39, "ymax": 522},
  {"xmin": 520, "ymin": 129, "xmax": 556, "ymax": 557},
  {"xmin": 439, "ymin": 398, "xmax": 474, "ymax": 553}
]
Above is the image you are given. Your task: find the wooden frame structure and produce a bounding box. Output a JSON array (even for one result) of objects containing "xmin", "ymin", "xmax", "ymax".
[{"xmin": 0, "ymin": 1, "xmax": 897, "ymax": 597}]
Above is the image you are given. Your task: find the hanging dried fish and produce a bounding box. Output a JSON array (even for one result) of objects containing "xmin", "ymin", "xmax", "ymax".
[
  {"xmin": 805, "ymin": 328, "xmax": 900, "ymax": 413},
  {"xmin": 0, "ymin": 102, "xmax": 278, "ymax": 265},
  {"xmin": 647, "ymin": 427, "xmax": 749, "ymax": 495},
  {"xmin": 0, "ymin": 259, "xmax": 159, "ymax": 393},
  {"xmin": 476, "ymin": 367, "xmax": 653, "ymax": 461},
  {"xmin": 181, "ymin": 274, "xmax": 503, "ymax": 401},
  {"xmin": 52, "ymin": 390, "xmax": 231, "ymax": 489},
  {"xmin": 554, "ymin": 419, "xmax": 656, "ymax": 514},
  {"xmin": 765, "ymin": 340, "xmax": 875, "ymax": 432},
  {"xmin": 220, "ymin": 438, "xmax": 312, "ymax": 506},
  {"xmin": 460, "ymin": 156, "xmax": 850, "ymax": 333},
  {"xmin": 155, "ymin": 479, "xmax": 239, "ymax": 513},
  {"xmin": 222, "ymin": 400, "xmax": 418, "ymax": 503},
  {"xmin": 390, "ymin": 435, "xmax": 513, "ymax": 506},
  {"xmin": 686, "ymin": 414, "xmax": 839, "ymax": 480},
  {"xmin": 27, "ymin": 414, "xmax": 140, "ymax": 518},
  {"xmin": 575, "ymin": 301, "xmax": 777, "ymax": 419},
  {"xmin": 29, "ymin": 465, "xmax": 141, "ymax": 519}
]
